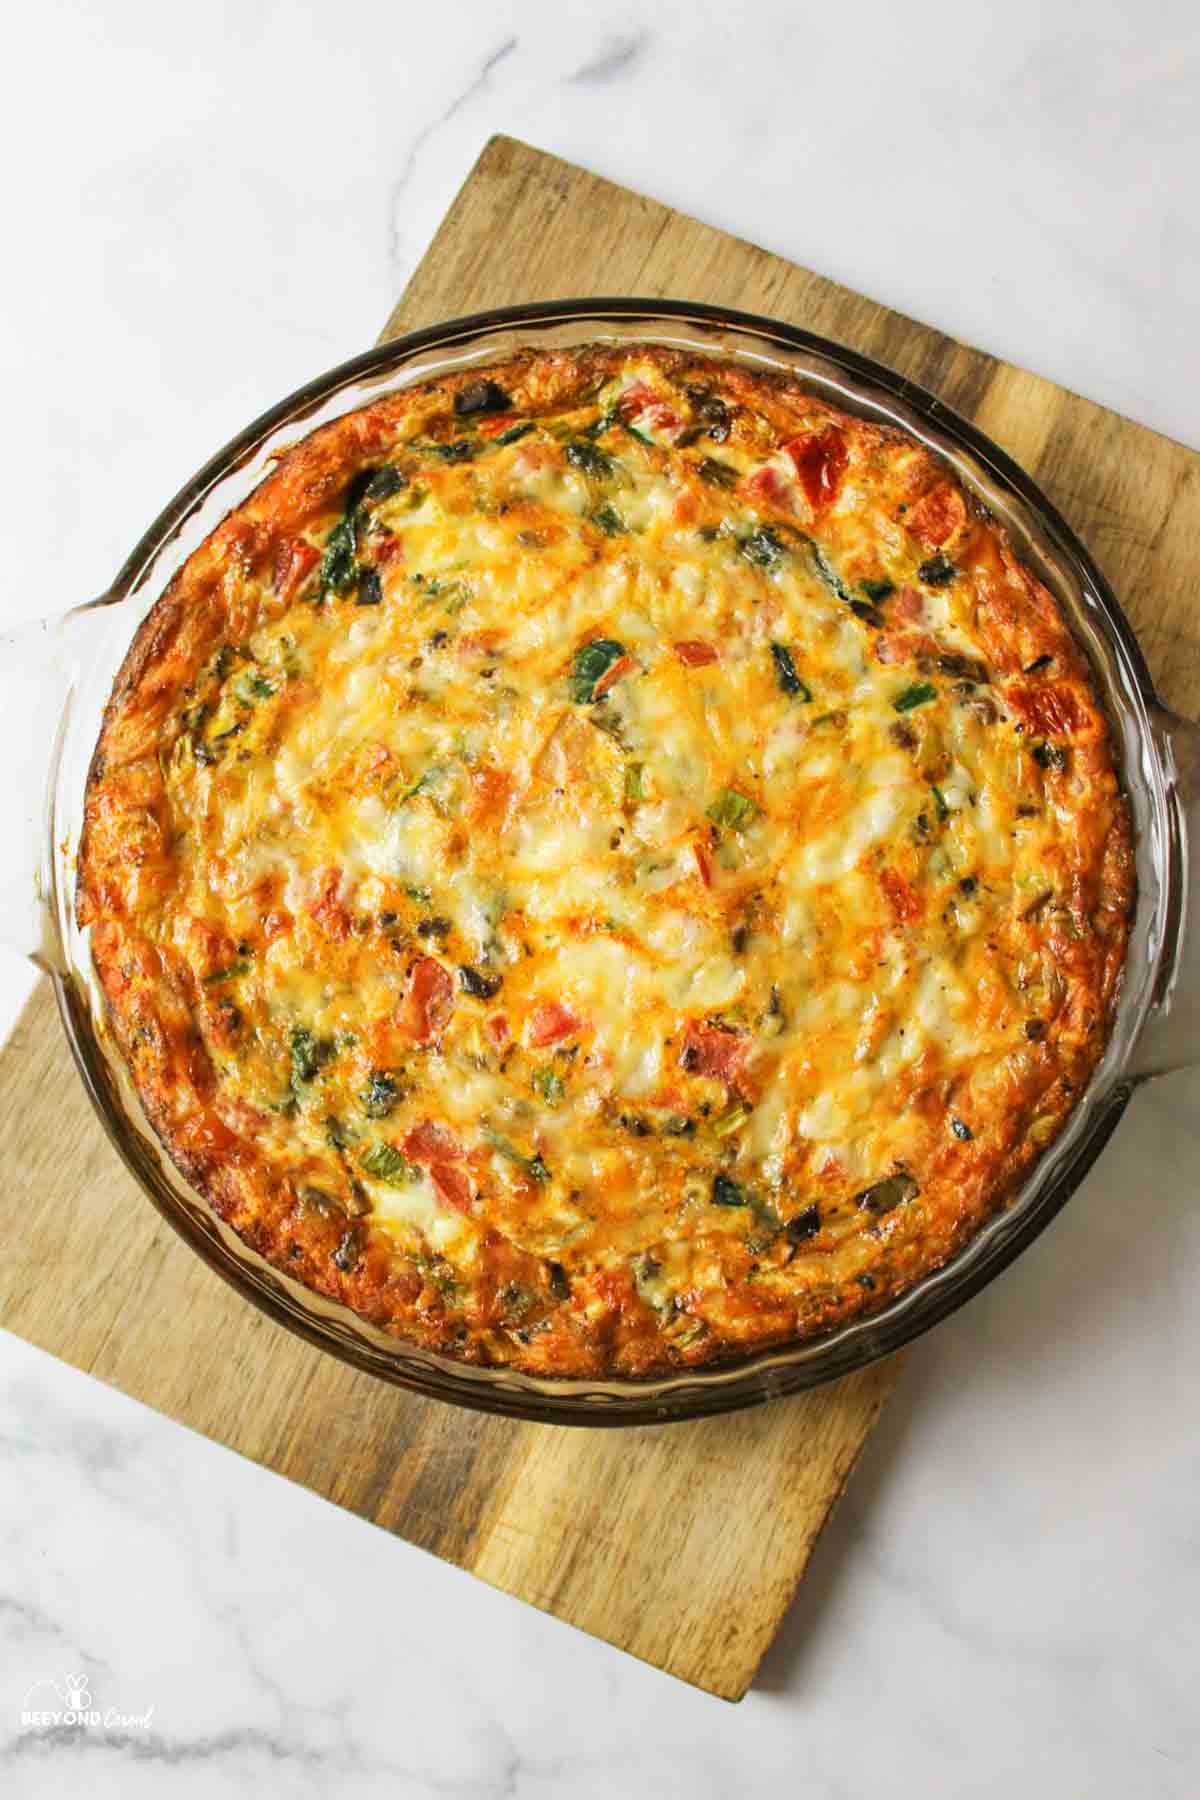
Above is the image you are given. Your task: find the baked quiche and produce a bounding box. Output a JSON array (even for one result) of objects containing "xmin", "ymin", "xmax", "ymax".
[{"xmin": 77, "ymin": 345, "xmax": 1133, "ymax": 1376}]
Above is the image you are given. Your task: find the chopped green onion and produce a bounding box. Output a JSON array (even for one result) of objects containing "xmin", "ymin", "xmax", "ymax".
[
  {"xmin": 712, "ymin": 1104, "xmax": 751, "ymax": 1139},
  {"xmin": 359, "ymin": 1142, "xmax": 413, "ymax": 1184},
  {"xmin": 932, "ymin": 785, "xmax": 950, "ymax": 822},
  {"xmin": 485, "ymin": 1129, "xmax": 551, "ymax": 1182},
  {"xmin": 532, "ymin": 1067, "xmax": 565, "ymax": 1105},
  {"xmin": 496, "ymin": 422, "xmax": 534, "ymax": 446},
  {"xmin": 203, "ymin": 960, "xmax": 249, "ymax": 984},
  {"xmin": 707, "ymin": 788, "xmax": 759, "ymax": 830},
  {"xmin": 422, "ymin": 439, "xmax": 476, "ymax": 463},
  {"xmin": 696, "ymin": 457, "xmax": 738, "ymax": 489},
  {"xmin": 624, "ymin": 762, "xmax": 645, "ymax": 803}
]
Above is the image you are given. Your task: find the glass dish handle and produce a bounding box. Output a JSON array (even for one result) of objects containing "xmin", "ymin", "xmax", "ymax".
[
  {"xmin": 1131, "ymin": 705, "xmax": 1200, "ymax": 1080},
  {"xmin": 0, "ymin": 602, "xmax": 109, "ymax": 967}
]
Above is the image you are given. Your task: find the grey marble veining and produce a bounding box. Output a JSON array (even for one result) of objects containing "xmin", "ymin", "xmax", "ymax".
[{"xmin": 1, "ymin": 2, "xmax": 1198, "ymax": 1793}]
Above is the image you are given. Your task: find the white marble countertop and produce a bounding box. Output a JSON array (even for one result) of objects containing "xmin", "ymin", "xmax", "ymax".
[{"xmin": 1, "ymin": 3, "xmax": 1198, "ymax": 1793}]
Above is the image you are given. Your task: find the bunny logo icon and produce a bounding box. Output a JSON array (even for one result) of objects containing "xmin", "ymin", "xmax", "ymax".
[{"xmin": 63, "ymin": 1674, "xmax": 91, "ymax": 1712}]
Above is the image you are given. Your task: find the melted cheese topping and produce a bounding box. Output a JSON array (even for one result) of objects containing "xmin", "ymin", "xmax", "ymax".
[{"xmin": 78, "ymin": 348, "xmax": 1133, "ymax": 1375}]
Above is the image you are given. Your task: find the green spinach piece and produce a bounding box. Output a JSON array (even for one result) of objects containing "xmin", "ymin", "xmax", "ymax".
[
  {"xmin": 362, "ymin": 464, "xmax": 407, "ymax": 501},
  {"xmin": 570, "ymin": 638, "xmax": 626, "ymax": 704},
  {"xmin": 696, "ymin": 457, "xmax": 738, "ymax": 489},
  {"xmin": 355, "ymin": 567, "xmax": 383, "ymax": 607},
  {"xmin": 590, "ymin": 503, "xmax": 625, "ymax": 536},
  {"xmin": 739, "ymin": 526, "xmax": 785, "ymax": 569},
  {"xmin": 290, "ymin": 1026, "xmax": 335, "ymax": 1085},
  {"xmin": 565, "ymin": 440, "xmax": 614, "ymax": 479},
  {"xmin": 917, "ymin": 553, "xmax": 956, "ymax": 586},
  {"xmin": 360, "ymin": 1071, "xmax": 399, "ymax": 1119},
  {"xmin": 770, "ymin": 643, "xmax": 812, "ymax": 701},
  {"xmin": 893, "ymin": 683, "xmax": 938, "ymax": 714}
]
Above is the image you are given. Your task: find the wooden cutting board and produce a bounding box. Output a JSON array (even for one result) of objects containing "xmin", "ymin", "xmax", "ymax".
[{"xmin": 2, "ymin": 136, "xmax": 1198, "ymax": 1702}]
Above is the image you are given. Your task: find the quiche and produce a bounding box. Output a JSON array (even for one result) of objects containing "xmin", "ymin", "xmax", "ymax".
[{"xmin": 77, "ymin": 345, "xmax": 1133, "ymax": 1377}]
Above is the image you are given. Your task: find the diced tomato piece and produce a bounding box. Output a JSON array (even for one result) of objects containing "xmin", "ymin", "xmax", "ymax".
[
  {"xmin": 374, "ymin": 531, "xmax": 403, "ymax": 565},
  {"xmin": 617, "ymin": 380, "xmax": 656, "ymax": 418},
  {"xmin": 679, "ymin": 1022, "xmax": 747, "ymax": 1081},
  {"xmin": 404, "ymin": 1120, "xmax": 464, "ymax": 1164},
  {"xmin": 674, "ymin": 639, "xmax": 719, "ymax": 667},
  {"xmin": 308, "ymin": 868, "xmax": 352, "ymax": 941},
  {"xmin": 742, "ymin": 464, "xmax": 795, "ymax": 511},
  {"xmin": 273, "ymin": 536, "xmax": 320, "ymax": 603},
  {"xmin": 618, "ymin": 380, "xmax": 682, "ymax": 436},
  {"xmin": 876, "ymin": 629, "xmax": 938, "ymax": 668},
  {"xmin": 429, "ymin": 1161, "xmax": 474, "ymax": 1214},
  {"xmin": 783, "ymin": 426, "xmax": 848, "ymax": 513},
  {"xmin": 402, "ymin": 956, "xmax": 455, "ymax": 1044},
  {"xmin": 1006, "ymin": 681, "xmax": 1083, "ymax": 738},
  {"xmin": 591, "ymin": 654, "xmax": 636, "ymax": 698},
  {"xmin": 880, "ymin": 867, "xmax": 924, "ymax": 924},
  {"xmin": 477, "ymin": 414, "xmax": 518, "ymax": 439},
  {"xmin": 906, "ymin": 483, "xmax": 966, "ymax": 548},
  {"xmin": 402, "ymin": 1122, "xmax": 474, "ymax": 1213},
  {"xmin": 692, "ymin": 841, "xmax": 714, "ymax": 888},
  {"xmin": 527, "ymin": 1000, "xmax": 585, "ymax": 1047},
  {"xmin": 893, "ymin": 585, "xmax": 926, "ymax": 622},
  {"xmin": 487, "ymin": 1014, "xmax": 510, "ymax": 1046}
]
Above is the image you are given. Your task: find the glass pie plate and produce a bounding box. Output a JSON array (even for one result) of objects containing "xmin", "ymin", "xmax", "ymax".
[{"xmin": 2, "ymin": 299, "xmax": 1197, "ymax": 1426}]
